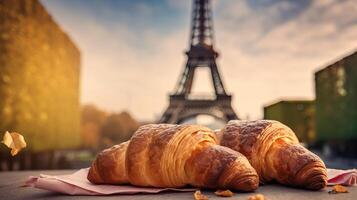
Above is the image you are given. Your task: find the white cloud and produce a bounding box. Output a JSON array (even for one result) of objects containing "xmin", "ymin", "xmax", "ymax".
[{"xmin": 213, "ymin": 0, "xmax": 357, "ymax": 119}]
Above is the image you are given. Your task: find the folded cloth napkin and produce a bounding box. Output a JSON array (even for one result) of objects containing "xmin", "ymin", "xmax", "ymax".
[
  {"xmin": 25, "ymin": 168, "xmax": 356, "ymax": 195},
  {"xmin": 25, "ymin": 168, "xmax": 195, "ymax": 195},
  {"xmin": 327, "ymin": 168, "xmax": 357, "ymax": 186}
]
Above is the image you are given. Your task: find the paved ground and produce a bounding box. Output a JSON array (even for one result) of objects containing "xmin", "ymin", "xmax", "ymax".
[{"xmin": 0, "ymin": 170, "xmax": 356, "ymax": 200}]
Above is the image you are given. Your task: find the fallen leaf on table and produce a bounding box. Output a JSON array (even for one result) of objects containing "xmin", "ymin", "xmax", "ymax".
[
  {"xmin": 248, "ymin": 194, "xmax": 265, "ymax": 200},
  {"xmin": 1, "ymin": 131, "xmax": 27, "ymax": 156},
  {"xmin": 214, "ymin": 189, "xmax": 234, "ymax": 197},
  {"xmin": 194, "ymin": 190, "xmax": 209, "ymax": 200},
  {"xmin": 328, "ymin": 184, "xmax": 348, "ymax": 194}
]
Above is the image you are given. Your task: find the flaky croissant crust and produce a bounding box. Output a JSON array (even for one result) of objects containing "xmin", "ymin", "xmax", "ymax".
[
  {"xmin": 88, "ymin": 124, "xmax": 259, "ymax": 191},
  {"xmin": 88, "ymin": 141, "xmax": 129, "ymax": 184},
  {"xmin": 219, "ymin": 120, "xmax": 327, "ymax": 190},
  {"xmin": 126, "ymin": 124, "xmax": 219, "ymax": 187}
]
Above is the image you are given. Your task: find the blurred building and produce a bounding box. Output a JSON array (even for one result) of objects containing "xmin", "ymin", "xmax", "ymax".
[
  {"xmin": 0, "ymin": 0, "xmax": 81, "ymax": 169},
  {"xmin": 315, "ymin": 51, "xmax": 357, "ymax": 156},
  {"xmin": 264, "ymin": 100, "xmax": 315, "ymax": 144}
]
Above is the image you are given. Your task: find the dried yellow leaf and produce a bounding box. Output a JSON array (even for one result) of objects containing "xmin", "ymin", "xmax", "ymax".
[
  {"xmin": 1, "ymin": 131, "xmax": 27, "ymax": 156},
  {"xmin": 248, "ymin": 194, "xmax": 265, "ymax": 200},
  {"xmin": 214, "ymin": 189, "xmax": 234, "ymax": 197},
  {"xmin": 194, "ymin": 190, "xmax": 209, "ymax": 200}
]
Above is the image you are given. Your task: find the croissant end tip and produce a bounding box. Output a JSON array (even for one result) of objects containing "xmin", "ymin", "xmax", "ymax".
[
  {"xmin": 231, "ymin": 175, "xmax": 259, "ymax": 192},
  {"xmin": 305, "ymin": 174, "xmax": 327, "ymax": 190},
  {"xmin": 298, "ymin": 164, "xmax": 328, "ymax": 190}
]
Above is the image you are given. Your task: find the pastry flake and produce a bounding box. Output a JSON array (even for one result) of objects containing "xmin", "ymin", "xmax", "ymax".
[
  {"xmin": 328, "ymin": 184, "xmax": 348, "ymax": 194},
  {"xmin": 214, "ymin": 189, "xmax": 234, "ymax": 197},
  {"xmin": 194, "ymin": 190, "xmax": 209, "ymax": 200},
  {"xmin": 248, "ymin": 194, "xmax": 265, "ymax": 200}
]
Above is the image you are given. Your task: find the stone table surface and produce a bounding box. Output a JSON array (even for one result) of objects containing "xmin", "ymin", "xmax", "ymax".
[{"xmin": 0, "ymin": 170, "xmax": 356, "ymax": 200}]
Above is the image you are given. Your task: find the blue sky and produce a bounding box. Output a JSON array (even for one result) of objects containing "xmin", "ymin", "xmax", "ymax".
[
  {"xmin": 41, "ymin": 0, "xmax": 357, "ymax": 121},
  {"xmin": 47, "ymin": 0, "xmax": 187, "ymax": 32}
]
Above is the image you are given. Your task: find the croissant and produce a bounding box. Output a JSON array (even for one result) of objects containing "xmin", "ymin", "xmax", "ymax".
[
  {"xmin": 88, "ymin": 124, "xmax": 259, "ymax": 191},
  {"xmin": 217, "ymin": 120, "xmax": 327, "ymax": 190}
]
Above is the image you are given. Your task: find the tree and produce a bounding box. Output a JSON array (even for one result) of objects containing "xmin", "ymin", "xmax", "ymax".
[
  {"xmin": 100, "ymin": 111, "xmax": 139, "ymax": 148},
  {"xmin": 80, "ymin": 104, "xmax": 107, "ymax": 150}
]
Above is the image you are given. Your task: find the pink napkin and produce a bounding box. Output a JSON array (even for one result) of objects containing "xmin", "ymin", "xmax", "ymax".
[
  {"xmin": 25, "ymin": 168, "xmax": 356, "ymax": 195},
  {"xmin": 327, "ymin": 168, "xmax": 357, "ymax": 186},
  {"xmin": 25, "ymin": 168, "xmax": 195, "ymax": 195}
]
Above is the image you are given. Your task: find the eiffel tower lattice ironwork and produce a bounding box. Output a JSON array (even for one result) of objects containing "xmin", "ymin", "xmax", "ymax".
[{"xmin": 159, "ymin": 0, "xmax": 238, "ymax": 123}]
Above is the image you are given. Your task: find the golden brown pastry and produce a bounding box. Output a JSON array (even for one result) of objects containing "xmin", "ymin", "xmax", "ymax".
[
  {"xmin": 88, "ymin": 124, "xmax": 259, "ymax": 191},
  {"xmin": 218, "ymin": 120, "xmax": 327, "ymax": 190}
]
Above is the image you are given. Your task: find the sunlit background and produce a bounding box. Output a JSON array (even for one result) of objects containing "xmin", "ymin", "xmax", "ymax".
[{"xmin": 0, "ymin": 0, "xmax": 356, "ymax": 170}]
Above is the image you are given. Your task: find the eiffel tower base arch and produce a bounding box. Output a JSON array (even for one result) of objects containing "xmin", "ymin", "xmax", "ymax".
[{"xmin": 159, "ymin": 95, "xmax": 237, "ymax": 124}]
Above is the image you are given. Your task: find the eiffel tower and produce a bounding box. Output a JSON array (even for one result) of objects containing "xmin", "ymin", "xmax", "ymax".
[{"xmin": 159, "ymin": 0, "xmax": 238, "ymax": 123}]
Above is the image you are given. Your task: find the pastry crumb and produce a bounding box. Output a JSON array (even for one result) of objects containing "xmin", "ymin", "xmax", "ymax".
[
  {"xmin": 194, "ymin": 190, "xmax": 209, "ymax": 200},
  {"xmin": 214, "ymin": 189, "xmax": 234, "ymax": 197},
  {"xmin": 328, "ymin": 185, "xmax": 348, "ymax": 194},
  {"xmin": 248, "ymin": 194, "xmax": 265, "ymax": 200}
]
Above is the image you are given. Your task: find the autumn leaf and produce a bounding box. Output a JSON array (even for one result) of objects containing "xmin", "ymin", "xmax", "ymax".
[{"xmin": 1, "ymin": 131, "xmax": 27, "ymax": 156}]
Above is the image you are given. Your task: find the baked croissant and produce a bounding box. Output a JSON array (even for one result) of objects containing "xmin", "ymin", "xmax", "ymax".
[
  {"xmin": 217, "ymin": 120, "xmax": 327, "ymax": 190},
  {"xmin": 88, "ymin": 124, "xmax": 259, "ymax": 191}
]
